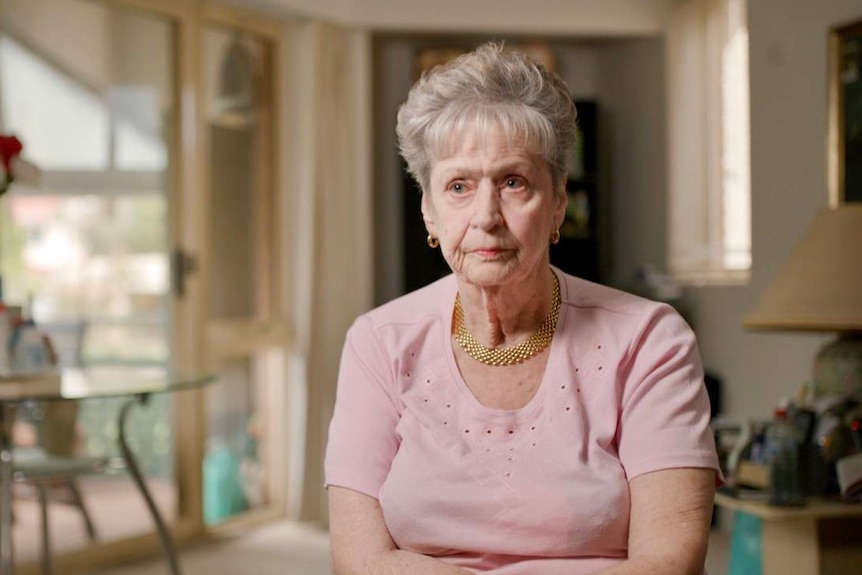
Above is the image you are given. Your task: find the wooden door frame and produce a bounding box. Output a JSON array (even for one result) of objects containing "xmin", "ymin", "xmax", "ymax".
[{"xmin": 197, "ymin": 2, "xmax": 290, "ymax": 529}]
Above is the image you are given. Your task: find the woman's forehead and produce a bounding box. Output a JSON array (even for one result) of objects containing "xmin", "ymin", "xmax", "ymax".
[{"xmin": 428, "ymin": 117, "xmax": 542, "ymax": 164}]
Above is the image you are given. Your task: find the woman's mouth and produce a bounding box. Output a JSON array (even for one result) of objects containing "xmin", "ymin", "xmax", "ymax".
[{"xmin": 472, "ymin": 248, "xmax": 508, "ymax": 260}]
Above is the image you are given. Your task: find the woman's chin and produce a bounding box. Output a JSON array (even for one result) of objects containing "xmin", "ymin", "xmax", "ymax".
[{"xmin": 454, "ymin": 260, "xmax": 528, "ymax": 289}]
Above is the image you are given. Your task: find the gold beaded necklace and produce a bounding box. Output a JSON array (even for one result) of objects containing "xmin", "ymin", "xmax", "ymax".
[{"xmin": 453, "ymin": 274, "xmax": 560, "ymax": 367}]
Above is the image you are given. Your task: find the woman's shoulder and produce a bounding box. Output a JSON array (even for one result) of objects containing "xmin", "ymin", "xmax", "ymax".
[
  {"xmin": 555, "ymin": 269, "xmax": 693, "ymax": 346},
  {"xmin": 557, "ymin": 270, "xmax": 670, "ymax": 317},
  {"xmin": 356, "ymin": 274, "xmax": 457, "ymax": 331}
]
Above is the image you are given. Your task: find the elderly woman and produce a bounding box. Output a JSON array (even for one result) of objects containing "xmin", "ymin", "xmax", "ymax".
[{"xmin": 325, "ymin": 43, "xmax": 721, "ymax": 575}]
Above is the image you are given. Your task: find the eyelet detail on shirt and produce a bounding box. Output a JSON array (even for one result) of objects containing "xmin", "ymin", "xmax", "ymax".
[
  {"xmin": 464, "ymin": 429, "xmax": 470, "ymax": 434},
  {"xmin": 598, "ymin": 366, "xmax": 603, "ymax": 371},
  {"xmin": 565, "ymin": 406, "xmax": 571, "ymax": 412},
  {"xmin": 443, "ymin": 421, "xmax": 448, "ymax": 425},
  {"xmin": 508, "ymin": 430, "xmax": 514, "ymax": 435},
  {"xmin": 561, "ymin": 385, "xmax": 566, "ymax": 389},
  {"xmin": 446, "ymin": 404, "xmax": 451, "ymax": 409},
  {"xmin": 575, "ymin": 367, "xmax": 580, "ymax": 373},
  {"xmin": 423, "ymin": 398, "xmax": 429, "ymax": 403},
  {"xmin": 504, "ymin": 472, "xmax": 511, "ymax": 478},
  {"xmin": 530, "ymin": 426, "xmax": 536, "ymax": 431},
  {"xmin": 486, "ymin": 429, "xmax": 492, "ymax": 434},
  {"xmin": 425, "ymin": 378, "xmax": 431, "ymax": 384},
  {"xmin": 597, "ymin": 345, "xmax": 602, "ymax": 350}
]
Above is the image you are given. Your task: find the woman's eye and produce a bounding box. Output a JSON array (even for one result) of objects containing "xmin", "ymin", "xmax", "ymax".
[
  {"xmin": 448, "ymin": 182, "xmax": 466, "ymax": 194},
  {"xmin": 505, "ymin": 177, "xmax": 526, "ymax": 190}
]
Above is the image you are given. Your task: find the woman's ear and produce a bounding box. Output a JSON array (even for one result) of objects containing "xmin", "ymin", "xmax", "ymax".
[
  {"xmin": 553, "ymin": 186, "xmax": 568, "ymax": 230},
  {"xmin": 421, "ymin": 191, "xmax": 437, "ymax": 237}
]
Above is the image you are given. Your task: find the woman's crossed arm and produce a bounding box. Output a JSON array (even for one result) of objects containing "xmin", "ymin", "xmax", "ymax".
[{"xmin": 329, "ymin": 486, "xmax": 473, "ymax": 575}]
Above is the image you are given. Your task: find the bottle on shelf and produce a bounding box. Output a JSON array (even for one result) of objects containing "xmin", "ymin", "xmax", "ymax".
[{"xmin": 764, "ymin": 404, "xmax": 806, "ymax": 506}]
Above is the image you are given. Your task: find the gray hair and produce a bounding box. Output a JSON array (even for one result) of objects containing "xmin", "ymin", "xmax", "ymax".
[{"xmin": 396, "ymin": 42, "xmax": 578, "ymax": 193}]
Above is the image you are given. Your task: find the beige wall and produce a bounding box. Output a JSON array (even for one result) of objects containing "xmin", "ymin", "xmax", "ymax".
[{"xmin": 594, "ymin": 38, "xmax": 667, "ymax": 289}]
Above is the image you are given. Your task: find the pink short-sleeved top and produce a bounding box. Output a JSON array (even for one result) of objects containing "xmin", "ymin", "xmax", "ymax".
[{"xmin": 325, "ymin": 268, "xmax": 721, "ymax": 575}]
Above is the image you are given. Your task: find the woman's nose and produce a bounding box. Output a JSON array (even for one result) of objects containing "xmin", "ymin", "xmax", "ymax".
[{"xmin": 470, "ymin": 183, "xmax": 503, "ymax": 230}]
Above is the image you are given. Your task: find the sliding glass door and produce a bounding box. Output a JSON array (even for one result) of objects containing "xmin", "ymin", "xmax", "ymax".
[
  {"xmin": 0, "ymin": 0, "xmax": 181, "ymax": 563},
  {"xmin": 0, "ymin": 0, "xmax": 288, "ymax": 569}
]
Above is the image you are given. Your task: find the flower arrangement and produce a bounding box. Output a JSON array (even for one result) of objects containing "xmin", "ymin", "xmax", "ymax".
[
  {"xmin": 0, "ymin": 134, "xmax": 39, "ymax": 197},
  {"xmin": 0, "ymin": 134, "xmax": 24, "ymax": 197}
]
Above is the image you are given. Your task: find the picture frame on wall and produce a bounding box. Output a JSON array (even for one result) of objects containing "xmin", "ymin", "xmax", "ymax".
[{"xmin": 828, "ymin": 19, "xmax": 862, "ymax": 205}]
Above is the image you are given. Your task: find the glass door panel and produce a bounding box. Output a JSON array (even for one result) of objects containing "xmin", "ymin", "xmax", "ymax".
[
  {"xmin": 203, "ymin": 354, "xmax": 274, "ymax": 524},
  {"xmin": 204, "ymin": 27, "xmax": 269, "ymax": 321},
  {"xmin": 201, "ymin": 23, "xmax": 283, "ymax": 525},
  {"xmin": 0, "ymin": 0, "xmax": 177, "ymax": 563}
]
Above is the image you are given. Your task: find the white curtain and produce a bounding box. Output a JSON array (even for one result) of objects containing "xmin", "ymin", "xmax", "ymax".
[{"xmin": 279, "ymin": 19, "xmax": 373, "ymax": 524}]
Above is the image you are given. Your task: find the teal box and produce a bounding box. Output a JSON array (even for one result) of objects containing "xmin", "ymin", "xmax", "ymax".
[
  {"xmin": 203, "ymin": 443, "xmax": 246, "ymax": 524},
  {"xmin": 727, "ymin": 510, "xmax": 763, "ymax": 575}
]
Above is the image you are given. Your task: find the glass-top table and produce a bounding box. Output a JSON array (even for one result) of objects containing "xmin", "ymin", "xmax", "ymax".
[
  {"xmin": 0, "ymin": 368, "xmax": 213, "ymax": 402},
  {"xmin": 0, "ymin": 369, "xmax": 216, "ymax": 575}
]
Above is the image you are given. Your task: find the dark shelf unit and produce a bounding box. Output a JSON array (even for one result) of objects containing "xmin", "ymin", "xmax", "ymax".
[{"xmin": 549, "ymin": 100, "xmax": 600, "ymax": 283}]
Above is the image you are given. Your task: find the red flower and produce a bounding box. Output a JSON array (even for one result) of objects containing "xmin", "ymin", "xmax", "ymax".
[
  {"xmin": 1, "ymin": 134, "xmax": 24, "ymax": 195},
  {"xmin": 0, "ymin": 135, "xmax": 23, "ymax": 174}
]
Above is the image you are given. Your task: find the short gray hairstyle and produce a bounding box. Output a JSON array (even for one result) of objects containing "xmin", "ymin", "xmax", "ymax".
[{"xmin": 396, "ymin": 42, "xmax": 578, "ymax": 193}]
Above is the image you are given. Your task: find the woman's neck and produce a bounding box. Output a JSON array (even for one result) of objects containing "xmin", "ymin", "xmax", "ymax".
[{"xmin": 456, "ymin": 267, "xmax": 556, "ymax": 348}]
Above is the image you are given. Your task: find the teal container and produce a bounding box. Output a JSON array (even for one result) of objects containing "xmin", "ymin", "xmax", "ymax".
[
  {"xmin": 203, "ymin": 442, "xmax": 246, "ymax": 525},
  {"xmin": 727, "ymin": 510, "xmax": 763, "ymax": 575}
]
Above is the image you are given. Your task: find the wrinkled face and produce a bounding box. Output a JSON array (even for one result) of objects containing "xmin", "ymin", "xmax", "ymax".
[{"xmin": 423, "ymin": 122, "xmax": 566, "ymax": 289}]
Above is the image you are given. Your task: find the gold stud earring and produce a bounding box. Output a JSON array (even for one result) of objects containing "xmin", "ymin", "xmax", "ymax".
[
  {"xmin": 550, "ymin": 229, "xmax": 561, "ymax": 245},
  {"xmin": 427, "ymin": 234, "xmax": 440, "ymax": 248}
]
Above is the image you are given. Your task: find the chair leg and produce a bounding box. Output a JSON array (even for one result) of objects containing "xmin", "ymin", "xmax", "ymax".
[
  {"xmin": 65, "ymin": 479, "xmax": 97, "ymax": 541},
  {"xmin": 36, "ymin": 483, "xmax": 52, "ymax": 575}
]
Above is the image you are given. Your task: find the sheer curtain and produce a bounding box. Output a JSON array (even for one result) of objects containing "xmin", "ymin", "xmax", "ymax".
[
  {"xmin": 280, "ymin": 20, "xmax": 373, "ymax": 524},
  {"xmin": 666, "ymin": 0, "xmax": 750, "ymax": 283}
]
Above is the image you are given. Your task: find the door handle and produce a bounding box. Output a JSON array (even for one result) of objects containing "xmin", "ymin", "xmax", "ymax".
[{"xmin": 171, "ymin": 248, "xmax": 197, "ymax": 298}]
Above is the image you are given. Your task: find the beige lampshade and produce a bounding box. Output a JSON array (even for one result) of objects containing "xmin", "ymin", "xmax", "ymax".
[{"xmin": 744, "ymin": 204, "xmax": 862, "ymax": 332}]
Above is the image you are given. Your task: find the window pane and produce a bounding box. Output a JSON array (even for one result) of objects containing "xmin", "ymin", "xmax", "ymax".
[
  {"xmin": 204, "ymin": 356, "xmax": 270, "ymax": 525},
  {"xmin": 204, "ymin": 27, "xmax": 268, "ymax": 319},
  {"xmin": 111, "ymin": 87, "xmax": 169, "ymax": 171},
  {"xmin": 2, "ymin": 194, "xmax": 167, "ymax": 325},
  {"xmin": 721, "ymin": 0, "xmax": 751, "ymax": 271},
  {"xmin": 0, "ymin": 35, "xmax": 110, "ymax": 170}
]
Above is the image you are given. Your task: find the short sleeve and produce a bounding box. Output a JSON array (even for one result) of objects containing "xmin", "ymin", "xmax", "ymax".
[
  {"xmin": 616, "ymin": 305, "xmax": 722, "ymax": 482},
  {"xmin": 324, "ymin": 316, "xmax": 401, "ymax": 499}
]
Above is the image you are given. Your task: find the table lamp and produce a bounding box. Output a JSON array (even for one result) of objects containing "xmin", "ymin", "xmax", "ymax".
[{"xmin": 744, "ymin": 204, "xmax": 862, "ymax": 397}]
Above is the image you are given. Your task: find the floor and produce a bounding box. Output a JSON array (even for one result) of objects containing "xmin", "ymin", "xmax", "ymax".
[
  {"xmin": 87, "ymin": 521, "xmax": 332, "ymax": 575},
  {"xmin": 12, "ymin": 476, "xmax": 175, "ymax": 563},
  {"xmin": 81, "ymin": 522, "xmax": 731, "ymax": 575}
]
